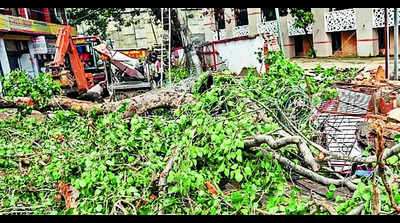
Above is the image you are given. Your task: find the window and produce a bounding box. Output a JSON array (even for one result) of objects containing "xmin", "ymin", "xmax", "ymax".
[
  {"xmin": 10, "ymin": 8, "xmax": 20, "ymax": 17},
  {"xmin": 28, "ymin": 8, "xmax": 46, "ymax": 22},
  {"xmin": 214, "ymin": 8, "xmax": 225, "ymax": 30},
  {"xmin": 234, "ymin": 8, "xmax": 248, "ymax": 26},
  {"xmin": 261, "ymin": 8, "xmax": 276, "ymax": 22}
]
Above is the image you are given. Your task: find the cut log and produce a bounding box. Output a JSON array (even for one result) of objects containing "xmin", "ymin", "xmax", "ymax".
[{"xmin": 0, "ymin": 89, "xmax": 196, "ymax": 117}]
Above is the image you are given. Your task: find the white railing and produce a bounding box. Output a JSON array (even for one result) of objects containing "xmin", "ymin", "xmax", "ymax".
[
  {"xmin": 257, "ymin": 20, "xmax": 279, "ymax": 37},
  {"xmin": 233, "ymin": 24, "xmax": 249, "ymax": 37},
  {"xmin": 373, "ymin": 8, "xmax": 400, "ymax": 28},
  {"xmin": 325, "ymin": 8, "xmax": 356, "ymax": 32},
  {"xmin": 287, "ymin": 18, "xmax": 312, "ymax": 36}
]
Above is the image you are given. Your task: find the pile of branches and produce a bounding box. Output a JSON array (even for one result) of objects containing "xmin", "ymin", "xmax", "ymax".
[{"xmin": 1, "ymin": 53, "xmax": 400, "ymax": 215}]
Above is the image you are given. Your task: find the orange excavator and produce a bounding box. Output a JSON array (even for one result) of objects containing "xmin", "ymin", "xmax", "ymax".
[{"xmin": 49, "ymin": 26, "xmax": 94, "ymax": 93}]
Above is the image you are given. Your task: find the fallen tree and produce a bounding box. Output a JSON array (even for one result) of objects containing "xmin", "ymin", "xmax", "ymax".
[{"xmin": 0, "ymin": 89, "xmax": 196, "ymax": 117}]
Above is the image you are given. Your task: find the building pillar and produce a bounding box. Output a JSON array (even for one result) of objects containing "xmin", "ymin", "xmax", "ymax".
[
  {"xmin": 311, "ymin": 8, "xmax": 332, "ymax": 57},
  {"xmin": 247, "ymin": 8, "xmax": 262, "ymax": 36},
  {"xmin": 202, "ymin": 9, "xmax": 217, "ymax": 42},
  {"xmin": 224, "ymin": 8, "xmax": 235, "ymax": 39},
  {"xmin": 280, "ymin": 15, "xmax": 295, "ymax": 58},
  {"xmin": 43, "ymin": 8, "xmax": 51, "ymax": 23},
  {"xmin": 355, "ymin": 8, "xmax": 379, "ymax": 57},
  {"xmin": 0, "ymin": 38, "xmax": 11, "ymax": 75}
]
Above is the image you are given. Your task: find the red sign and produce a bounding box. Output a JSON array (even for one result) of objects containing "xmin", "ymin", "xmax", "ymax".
[{"xmin": 119, "ymin": 49, "xmax": 148, "ymax": 59}]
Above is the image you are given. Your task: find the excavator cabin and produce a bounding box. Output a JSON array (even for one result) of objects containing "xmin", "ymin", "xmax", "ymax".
[{"xmin": 49, "ymin": 26, "xmax": 103, "ymax": 93}]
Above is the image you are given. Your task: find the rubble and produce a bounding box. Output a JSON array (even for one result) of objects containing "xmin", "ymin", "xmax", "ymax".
[{"xmin": 315, "ymin": 65, "xmax": 400, "ymax": 174}]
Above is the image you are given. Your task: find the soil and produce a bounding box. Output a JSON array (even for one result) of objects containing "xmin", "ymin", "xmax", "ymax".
[{"xmin": 290, "ymin": 56, "xmax": 400, "ymax": 74}]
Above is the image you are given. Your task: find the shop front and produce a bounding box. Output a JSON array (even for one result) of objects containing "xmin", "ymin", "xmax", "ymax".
[
  {"xmin": 31, "ymin": 35, "xmax": 56, "ymax": 73},
  {"xmin": 1, "ymin": 35, "xmax": 36, "ymax": 77},
  {"xmin": 0, "ymin": 13, "xmax": 76, "ymax": 76}
]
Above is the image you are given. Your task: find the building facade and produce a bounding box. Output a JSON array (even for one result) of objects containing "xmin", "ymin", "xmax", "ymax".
[
  {"xmin": 198, "ymin": 8, "xmax": 399, "ymax": 58},
  {"xmin": 79, "ymin": 8, "xmax": 399, "ymax": 59},
  {"xmin": 0, "ymin": 8, "xmax": 76, "ymax": 77}
]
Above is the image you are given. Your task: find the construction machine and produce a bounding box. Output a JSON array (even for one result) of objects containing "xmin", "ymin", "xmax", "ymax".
[{"xmin": 48, "ymin": 26, "xmax": 96, "ymax": 94}]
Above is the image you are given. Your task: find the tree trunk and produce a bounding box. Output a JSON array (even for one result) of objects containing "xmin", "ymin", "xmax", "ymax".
[
  {"xmin": 304, "ymin": 29, "xmax": 316, "ymax": 58},
  {"xmin": 0, "ymin": 89, "xmax": 196, "ymax": 117}
]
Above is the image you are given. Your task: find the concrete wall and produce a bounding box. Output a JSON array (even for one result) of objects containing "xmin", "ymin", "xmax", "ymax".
[
  {"xmin": 202, "ymin": 36, "xmax": 266, "ymax": 74},
  {"xmin": 311, "ymin": 8, "xmax": 332, "ymax": 57},
  {"xmin": 355, "ymin": 8, "xmax": 379, "ymax": 57},
  {"xmin": 388, "ymin": 28, "xmax": 400, "ymax": 55},
  {"xmin": 280, "ymin": 15, "xmax": 295, "ymax": 57},
  {"xmin": 248, "ymin": 8, "xmax": 261, "ymax": 36}
]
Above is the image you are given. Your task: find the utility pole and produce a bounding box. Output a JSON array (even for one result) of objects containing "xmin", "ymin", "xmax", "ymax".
[
  {"xmin": 275, "ymin": 8, "xmax": 285, "ymax": 56},
  {"xmin": 132, "ymin": 21, "xmax": 138, "ymax": 48},
  {"xmin": 161, "ymin": 8, "xmax": 164, "ymax": 87},
  {"xmin": 385, "ymin": 8, "xmax": 389, "ymax": 80},
  {"xmin": 168, "ymin": 8, "xmax": 171, "ymax": 85},
  {"xmin": 395, "ymin": 8, "xmax": 399, "ymax": 80}
]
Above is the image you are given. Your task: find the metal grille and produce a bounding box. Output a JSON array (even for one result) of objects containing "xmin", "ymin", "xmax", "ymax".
[{"xmin": 316, "ymin": 88, "xmax": 371, "ymax": 173}]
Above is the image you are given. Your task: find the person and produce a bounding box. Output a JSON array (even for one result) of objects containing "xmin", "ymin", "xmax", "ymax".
[{"xmin": 148, "ymin": 52, "xmax": 161, "ymax": 88}]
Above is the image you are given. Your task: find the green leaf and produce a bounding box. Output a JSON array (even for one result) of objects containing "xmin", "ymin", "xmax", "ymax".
[
  {"xmin": 235, "ymin": 171, "xmax": 243, "ymax": 182},
  {"xmin": 95, "ymin": 204, "xmax": 102, "ymax": 212},
  {"xmin": 244, "ymin": 166, "xmax": 252, "ymax": 176}
]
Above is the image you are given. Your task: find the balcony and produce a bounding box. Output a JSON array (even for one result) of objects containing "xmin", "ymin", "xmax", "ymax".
[
  {"xmin": 233, "ymin": 25, "xmax": 249, "ymax": 38},
  {"xmin": 324, "ymin": 8, "xmax": 356, "ymax": 32},
  {"xmin": 257, "ymin": 20, "xmax": 278, "ymax": 37},
  {"xmin": 373, "ymin": 8, "xmax": 400, "ymax": 28},
  {"xmin": 287, "ymin": 18, "xmax": 312, "ymax": 36}
]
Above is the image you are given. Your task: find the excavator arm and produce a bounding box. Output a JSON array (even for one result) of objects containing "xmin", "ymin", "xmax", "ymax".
[{"xmin": 52, "ymin": 26, "xmax": 93, "ymax": 92}]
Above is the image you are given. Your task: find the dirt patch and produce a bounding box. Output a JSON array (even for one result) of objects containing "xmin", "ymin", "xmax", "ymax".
[{"xmin": 290, "ymin": 56, "xmax": 399, "ymax": 73}]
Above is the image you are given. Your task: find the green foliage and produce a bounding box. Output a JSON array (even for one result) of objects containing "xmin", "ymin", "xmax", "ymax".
[
  {"xmin": 0, "ymin": 51, "xmax": 360, "ymax": 215},
  {"xmin": 0, "ymin": 70, "xmax": 61, "ymax": 116},
  {"xmin": 166, "ymin": 66, "xmax": 190, "ymax": 83}
]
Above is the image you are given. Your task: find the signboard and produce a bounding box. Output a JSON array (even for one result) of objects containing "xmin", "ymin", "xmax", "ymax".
[
  {"xmin": 8, "ymin": 16, "xmax": 33, "ymax": 32},
  {"xmin": 1, "ymin": 15, "xmax": 78, "ymax": 36},
  {"xmin": 32, "ymin": 36, "xmax": 47, "ymax": 54},
  {"xmin": 0, "ymin": 14, "xmax": 7, "ymax": 31},
  {"xmin": 32, "ymin": 20, "xmax": 50, "ymax": 34},
  {"xmin": 118, "ymin": 49, "xmax": 148, "ymax": 59},
  {"xmin": 46, "ymin": 38, "xmax": 57, "ymax": 54}
]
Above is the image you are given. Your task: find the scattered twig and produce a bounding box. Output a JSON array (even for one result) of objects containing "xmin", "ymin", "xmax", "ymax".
[
  {"xmin": 259, "ymin": 149, "xmax": 357, "ymax": 191},
  {"xmin": 273, "ymin": 100, "xmax": 329, "ymax": 154},
  {"xmin": 347, "ymin": 203, "xmax": 365, "ymax": 215},
  {"xmin": 244, "ymin": 134, "xmax": 301, "ymax": 149},
  {"xmin": 157, "ymin": 146, "xmax": 180, "ymax": 215}
]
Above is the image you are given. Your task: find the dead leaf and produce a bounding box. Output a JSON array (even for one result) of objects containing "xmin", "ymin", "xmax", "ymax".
[
  {"xmin": 317, "ymin": 152, "xmax": 326, "ymax": 161},
  {"xmin": 55, "ymin": 181, "xmax": 80, "ymax": 212},
  {"xmin": 149, "ymin": 194, "xmax": 157, "ymax": 200},
  {"xmin": 58, "ymin": 135, "xmax": 64, "ymax": 143},
  {"xmin": 53, "ymin": 194, "xmax": 62, "ymax": 202},
  {"xmin": 376, "ymin": 66, "xmax": 385, "ymax": 82},
  {"xmin": 204, "ymin": 181, "xmax": 218, "ymax": 196}
]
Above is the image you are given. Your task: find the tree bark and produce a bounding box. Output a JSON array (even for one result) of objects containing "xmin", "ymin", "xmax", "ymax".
[{"xmin": 0, "ymin": 89, "xmax": 196, "ymax": 117}]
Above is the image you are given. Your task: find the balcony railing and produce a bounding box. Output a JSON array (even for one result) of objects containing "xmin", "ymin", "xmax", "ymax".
[
  {"xmin": 233, "ymin": 25, "xmax": 249, "ymax": 38},
  {"xmin": 287, "ymin": 18, "xmax": 312, "ymax": 36},
  {"xmin": 325, "ymin": 8, "xmax": 356, "ymax": 32},
  {"xmin": 257, "ymin": 20, "xmax": 278, "ymax": 37},
  {"xmin": 373, "ymin": 8, "xmax": 400, "ymax": 28}
]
